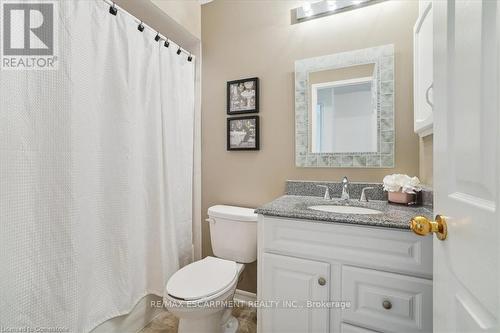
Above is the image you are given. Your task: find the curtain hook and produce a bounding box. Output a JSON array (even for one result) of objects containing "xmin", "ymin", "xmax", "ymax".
[
  {"xmin": 154, "ymin": 32, "xmax": 161, "ymax": 42},
  {"xmin": 176, "ymin": 47, "xmax": 182, "ymax": 55},
  {"xmin": 164, "ymin": 38, "xmax": 170, "ymax": 48},
  {"xmin": 109, "ymin": 2, "xmax": 117, "ymax": 16},
  {"xmin": 138, "ymin": 21, "xmax": 144, "ymax": 32},
  {"xmin": 187, "ymin": 53, "xmax": 193, "ymax": 62}
]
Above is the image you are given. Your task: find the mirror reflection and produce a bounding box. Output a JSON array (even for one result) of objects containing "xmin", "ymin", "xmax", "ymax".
[{"xmin": 309, "ymin": 63, "xmax": 377, "ymax": 153}]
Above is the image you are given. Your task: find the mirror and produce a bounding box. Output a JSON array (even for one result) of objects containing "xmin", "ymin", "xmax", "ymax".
[
  {"xmin": 295, "ymin": 44, "xmax": 394, "ymax": 168},
  {"xmin": 310, "ymin": 64, "xmax": 377, "ymax": 153}
]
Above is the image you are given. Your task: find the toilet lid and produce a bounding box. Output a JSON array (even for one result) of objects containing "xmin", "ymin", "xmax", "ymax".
[
  {"xmin": 166, "ymin": 257, "xmax": 237, "ymax": 301},
  {"xmin": 208, "ymin": 205, "xmax": 257, "ymax": 222}
]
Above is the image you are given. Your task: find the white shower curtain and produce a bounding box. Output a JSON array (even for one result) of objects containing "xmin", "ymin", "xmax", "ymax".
[{"xmin": 0, "ymin": 1, "xmax": 194, "ymax": 332}]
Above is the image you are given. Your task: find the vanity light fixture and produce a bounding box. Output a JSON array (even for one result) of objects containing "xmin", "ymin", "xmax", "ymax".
[
  {"xmin": 293, "ymin": 0, "xmax": 385, "ymax": 23},
  {"xmin": 327, "ymin": 1, "xmax": 337, "ymax": 11},
  {"xmin": 302, "ymin": 1, "xmax": 313, "ymax": 17}
]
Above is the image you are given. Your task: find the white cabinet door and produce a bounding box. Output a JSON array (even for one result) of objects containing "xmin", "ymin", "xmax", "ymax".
[
  {"xmin": 432, "ymin": 0, "xmax": 499, "ymax": 331},
  {"xmin": 260, "ymin": 253, "xmax": 330, "ymax": 333},
  {"xmin": 414, "ymin": 0, "xmax": 433, "ymax": 136}
]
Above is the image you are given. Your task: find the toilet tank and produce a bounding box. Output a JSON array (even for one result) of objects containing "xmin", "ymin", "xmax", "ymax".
[{"xmin": 207, "ymin": 205, "xmax": 257, "ymax": 263}]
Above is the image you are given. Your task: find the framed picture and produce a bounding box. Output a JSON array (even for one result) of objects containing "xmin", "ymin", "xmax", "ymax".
[
  {"xmin": 227, "ymin": 77, "xmax": 259, "ymax": 115},
  {"xmin": 227, "ymin": 116, "xmax": 260, "ymax": 151}
]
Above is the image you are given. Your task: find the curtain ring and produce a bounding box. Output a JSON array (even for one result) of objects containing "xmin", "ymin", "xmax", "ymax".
[{"xmin": 109, "ymin": 2, "xmax": 117, "ymax": 16}]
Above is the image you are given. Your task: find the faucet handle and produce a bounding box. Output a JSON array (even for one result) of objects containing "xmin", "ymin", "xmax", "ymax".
[
  {"xmin": 360, "ymin": 187, "xmax": 375, "ymax": 202},
  {"xmin": 341, "ymin": 176, "xmax": 350, "ymax": 201},
  {"xmin": 317, "ymin": 185, "xmax": 331, "ymax": 200}
]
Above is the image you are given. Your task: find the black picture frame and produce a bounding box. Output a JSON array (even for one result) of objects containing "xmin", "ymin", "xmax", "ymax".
[
  {"xmin": 227, "ymin": 116, "xmax": 260, "ymax": 151},
  {"xmin": 226, "ymin": 77, "xmax": 259, "ymax": 115}
]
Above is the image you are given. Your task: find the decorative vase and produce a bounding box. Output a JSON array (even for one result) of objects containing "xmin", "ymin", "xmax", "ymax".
[{"xmin": 388, "ymin": 191, "xmax": 415, "ymax": 205}]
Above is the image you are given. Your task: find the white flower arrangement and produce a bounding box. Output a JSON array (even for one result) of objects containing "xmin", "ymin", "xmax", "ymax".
[{"xmin": 383, "ymin": 174, "xmax": 422, "ymax": 194}]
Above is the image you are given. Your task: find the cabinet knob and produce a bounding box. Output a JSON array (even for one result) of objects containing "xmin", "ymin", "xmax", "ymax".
[
  {"xmin": 318, "ymin": 277, "xmax": 326, "ymax": 286},
  {"xmin": 382, "ymin": 300, "xmax": 392, "ymax": 310}
]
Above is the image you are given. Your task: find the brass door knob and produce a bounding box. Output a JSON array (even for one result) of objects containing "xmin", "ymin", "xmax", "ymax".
[
  {"xmin": 318, "ymin": 277, "xmax": 326, "ymax": 286},
  {"xmin": 410, "ymin": 215, "xmax": 448, "ymax": 240}
]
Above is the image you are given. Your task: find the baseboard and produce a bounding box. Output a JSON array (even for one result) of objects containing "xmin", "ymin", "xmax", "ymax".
[
  {"xmin": 234, "ymin": 289, "xmax": 257, "ymax": 306},
  {"xmin": 91, "ymin": 294, "xmax": 165, "ymax": 333}
]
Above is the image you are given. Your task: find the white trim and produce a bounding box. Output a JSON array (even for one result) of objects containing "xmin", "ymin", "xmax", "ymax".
[
  {"xmin": 310, "ymin": 76, "xmax": 373, "ymax": 90},
  {"xmin": 233, "ymin": 289, "xmax": 257, "ymax": 306}
]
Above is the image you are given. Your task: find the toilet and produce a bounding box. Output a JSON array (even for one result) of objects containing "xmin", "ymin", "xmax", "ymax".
[{"xmin": 164, "ymin": 205, "xmax": 257, "ymax": 333}]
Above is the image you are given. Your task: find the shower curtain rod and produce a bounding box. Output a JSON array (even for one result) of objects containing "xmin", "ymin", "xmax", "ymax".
[{"xmin": 104, "ymin": 0, "xmax": 195, "ymax": 62}]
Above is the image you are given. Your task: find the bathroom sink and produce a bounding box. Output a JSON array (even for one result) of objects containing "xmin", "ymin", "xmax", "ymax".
[{"xmin": 308, "ymin": 205, "xmax": 383, "ymax": 215}]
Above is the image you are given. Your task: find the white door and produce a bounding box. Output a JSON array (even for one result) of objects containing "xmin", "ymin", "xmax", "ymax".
[
  {"xmin": 432, "ymin": 0, "xmax": 499, "ymax": 332},
  {"xmin": 260, "ymin": 253, "xmax": 330, "ymax": 333}
]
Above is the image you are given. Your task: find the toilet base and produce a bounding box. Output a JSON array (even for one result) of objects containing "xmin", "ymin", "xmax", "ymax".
[
  {"xmin": 222, "ymin": 314, "xmax": 239, "ymax": 333},
  {"xmin": 177, "ymin": 309, "xmax": 239, "ymax": 333},
  {"xmin": 177, "ymin": 310, "xmax": 224, "ymax": 333}
]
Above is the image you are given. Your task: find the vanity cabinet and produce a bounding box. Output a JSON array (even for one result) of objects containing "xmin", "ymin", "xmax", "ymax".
[
  {"xmin": 413, "ymin": 0, "xmax": 433, "ymax": 137},
  {"xmin": 257, "ymin": 216, "xmax": 433, "ymax": 333}
]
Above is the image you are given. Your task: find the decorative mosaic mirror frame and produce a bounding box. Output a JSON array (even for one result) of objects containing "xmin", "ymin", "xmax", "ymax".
[{"xmin": 295, "ymin": 44, "xmax": 395, "ymax": 168}]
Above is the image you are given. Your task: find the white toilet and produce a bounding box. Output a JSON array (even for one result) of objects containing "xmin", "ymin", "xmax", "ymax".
[{"xmin": 164, "ymin": 205, "xmax": 257, "ymax": 333}]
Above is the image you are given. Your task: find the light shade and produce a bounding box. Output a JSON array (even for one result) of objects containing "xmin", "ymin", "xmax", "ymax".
[{"xmin": 294, "ymin": 0, "xmax": 382, "ymax": 22}]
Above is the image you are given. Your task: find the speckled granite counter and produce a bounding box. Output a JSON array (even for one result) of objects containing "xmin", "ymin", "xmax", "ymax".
[{"xmin": 255, "ymin": 195, "xmax": 433, "ymax": 230}]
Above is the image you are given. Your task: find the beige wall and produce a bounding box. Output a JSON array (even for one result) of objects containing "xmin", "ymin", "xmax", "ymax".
[
  {"xmin": 151, "ymin": 0, "xmax": 201, "ymax": 40},
  {"xmin": 202, "ymin": 0, "xmax": 419, "ymax": 293}
]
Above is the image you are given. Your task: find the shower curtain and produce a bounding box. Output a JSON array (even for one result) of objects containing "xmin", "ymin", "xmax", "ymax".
[{"xmin": 0, "ymin": 1, "xmax": 194, "ymax": 332}]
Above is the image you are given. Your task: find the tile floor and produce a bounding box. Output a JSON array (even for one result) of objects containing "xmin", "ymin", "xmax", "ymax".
[{"xmin": 140, "ymin": 304, "xmax": 257, "ymax": 333}]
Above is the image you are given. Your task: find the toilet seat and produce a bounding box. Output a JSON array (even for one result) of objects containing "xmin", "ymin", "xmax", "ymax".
[{"xmin": 166, "ymin": 256, "xmax": 238, "ymax": 301}]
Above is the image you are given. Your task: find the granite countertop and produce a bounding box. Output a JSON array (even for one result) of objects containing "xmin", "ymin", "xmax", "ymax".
[{"xmin": 255, "ymin": 195, "xmax": 433, "ymax": 230}]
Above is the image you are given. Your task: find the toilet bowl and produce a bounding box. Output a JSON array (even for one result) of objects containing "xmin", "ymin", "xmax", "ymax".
[{"xmin": 164, "ymin": 205, "xmax": 257, "ymax": 333}]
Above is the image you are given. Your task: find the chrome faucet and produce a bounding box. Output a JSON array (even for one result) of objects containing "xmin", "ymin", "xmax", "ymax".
[
  {"xmin": 360, "ymin": 187, "xmax": 375, "ymax": 202},
  {"xmin": 341, "ymin": 176, "xmax": 350, "ymax": 201},
  {"xmin": 317, "ymin": 185, "xmax": 331, "ymax": 200}
]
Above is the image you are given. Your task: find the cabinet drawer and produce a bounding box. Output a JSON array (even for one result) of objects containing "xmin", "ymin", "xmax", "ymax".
[
  {"xmin": 261, "ymin": 216, "xmax": 433, "ymax": 277},
  {"xmin": 342, "ymin": 266, "xmax": 432, "ymax": 333},
  {"xmin": 341, "ymin": 323, "xmax": 377, "ymax": 333}
]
